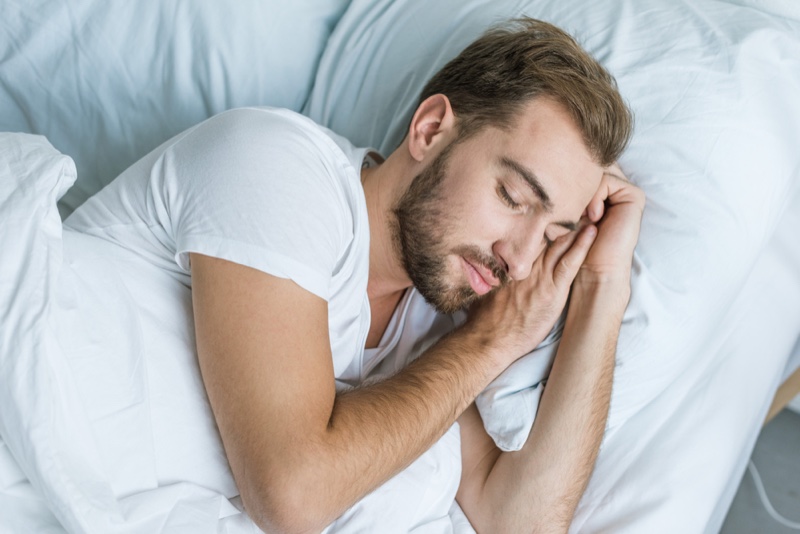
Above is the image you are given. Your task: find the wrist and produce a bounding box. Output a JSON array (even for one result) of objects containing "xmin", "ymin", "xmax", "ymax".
[
  {"xmin": 570, "ymin": 276, "xmax": 630, "ymax": 321},
  {"xmin": 447, "ymin": 325, "xmax": 510, "ymax": 377},
  {"xmin": 574, "ymin": 267, "xmax": 630, "ymax": 294}
]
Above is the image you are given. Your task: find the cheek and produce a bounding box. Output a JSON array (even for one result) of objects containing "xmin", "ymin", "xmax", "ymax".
[
  {"xmin": 461, "ymin": 192, "xmax": 502, "ymax": 227},
  {"xmin": 438, "ymin": 171, "xmax": 509, "ymax": 245}
]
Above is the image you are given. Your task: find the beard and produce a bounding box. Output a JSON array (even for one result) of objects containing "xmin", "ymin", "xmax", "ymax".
[{"xmin": 392, "ymin": 142, "xmax": 508, "ymax": 314}]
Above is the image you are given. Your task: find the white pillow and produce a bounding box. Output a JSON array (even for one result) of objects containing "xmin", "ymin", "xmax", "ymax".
[
  {"xmin": 0, "ymin": 133, "xmax": 76, "ymax": 524},
  {"xmin": 0, "ymin": 134, "xmax": 244, "ymax": 532},
  {"xmin": 0, "ymin": 0, "xmax": 350, "ymax": 215},
  {"xmin": 0, "ymin": 134, "xmax": 74, "ymax": 359},
  {"xmin": 305, "ymin": 0, "xmax": 800, "ymax": 450}
]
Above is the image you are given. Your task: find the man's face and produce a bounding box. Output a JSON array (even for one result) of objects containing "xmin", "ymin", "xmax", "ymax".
[{"xmin": 394, "ymin": 97, "xmax": 605, "ymax": 314}]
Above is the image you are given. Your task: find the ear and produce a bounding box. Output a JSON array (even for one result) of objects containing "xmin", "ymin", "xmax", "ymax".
[{"xmin": 405, "ymin": 94, "xmax": 456, "ymax": 163}]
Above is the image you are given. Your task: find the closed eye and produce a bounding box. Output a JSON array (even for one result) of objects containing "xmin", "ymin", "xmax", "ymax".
[{"xmin": 498, "ymin": 184, "xmax": 522, "ymax": 210}]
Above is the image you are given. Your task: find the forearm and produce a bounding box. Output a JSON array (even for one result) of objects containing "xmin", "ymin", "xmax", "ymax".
[
  {"xmin": 475, "ymin": 282, "xmax": 625, "ymax": 533},
  {"xmin": 256, "ymin": 328, "xmax": 504, "ymax": 533}
]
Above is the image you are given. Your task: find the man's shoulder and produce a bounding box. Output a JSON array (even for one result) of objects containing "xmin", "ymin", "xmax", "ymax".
[
  {"xmin": 206, "ymin": 106, "xmax": 364, "ymax": 170},
  {"xmin": 174, "ymin": 107, "xmax": 365, "ymax": 205}
]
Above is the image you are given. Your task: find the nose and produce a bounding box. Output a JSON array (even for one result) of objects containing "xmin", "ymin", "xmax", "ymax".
[{"xmin": 494, "ymin": 224, "xmax": 547, "ymax": 281}]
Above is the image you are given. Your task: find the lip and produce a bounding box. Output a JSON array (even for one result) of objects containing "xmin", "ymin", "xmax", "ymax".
[{"xmin": 461, "ymin": 257, "xmax": 498, "ymax": 296}]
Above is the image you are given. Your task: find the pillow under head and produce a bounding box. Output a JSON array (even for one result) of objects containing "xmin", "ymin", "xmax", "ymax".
[{"xmin": 304, "ymin": 0, "xmax": 800, "ymax": 448}]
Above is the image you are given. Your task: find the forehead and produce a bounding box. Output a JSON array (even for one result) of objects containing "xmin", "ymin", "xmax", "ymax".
[{"xmin": 484, "ymin": 97, "xmax": 603, "ymax": 211}]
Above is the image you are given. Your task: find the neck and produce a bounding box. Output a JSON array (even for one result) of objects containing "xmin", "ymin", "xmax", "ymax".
[{"xmin": 361, "ymin": 152, "xmax": 414, "ymax": 303}]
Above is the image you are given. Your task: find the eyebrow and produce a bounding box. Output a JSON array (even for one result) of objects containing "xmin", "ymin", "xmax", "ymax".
[{"xmin": 499, "ymin": 157, "xmax": 579, "ymax": 231}]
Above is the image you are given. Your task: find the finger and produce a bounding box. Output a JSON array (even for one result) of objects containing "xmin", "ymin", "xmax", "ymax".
[
  {"xmin": 604, "ymin": 176, "xmax": 645, "ymax": 209},
  {"xmin": 552, "ymin": 225, "xmax": 597, "ymax": 287},
  {"xmin": 586, "ymin": 182, "xmax": 608, "ymax": 223},
  {"xmin": 587, "ymin": 197, "xmax": 605, "ymax": 223},
  {"xmin": 588, "ymin": 169, "xmax": 643, "ymax": 221},
  {"xmin": 542, "ymin": 229, "xmax": 581, "ymax": 274}
]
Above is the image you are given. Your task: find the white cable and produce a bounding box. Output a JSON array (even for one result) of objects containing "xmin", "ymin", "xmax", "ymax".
[{"xmin": 747, "ymin": 460, "xmax": 800, "ymax": 530}]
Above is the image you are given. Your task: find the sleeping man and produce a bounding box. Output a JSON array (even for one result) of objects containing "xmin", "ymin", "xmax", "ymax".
[{"xmin": 65, "ymin": 18, "xmax": 644, "ymax": 533}]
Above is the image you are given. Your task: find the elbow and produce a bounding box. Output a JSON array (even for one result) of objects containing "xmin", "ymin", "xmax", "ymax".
[
  {"xmin": 244, "ymin": 491, "xmax": 321, "ymax": 534},
  {"xmin": 240, "ymin": 470, "xmax": 332, "ymax": 534}
]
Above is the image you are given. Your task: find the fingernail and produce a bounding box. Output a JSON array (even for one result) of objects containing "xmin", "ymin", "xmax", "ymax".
[{"xmin": 587, "ymin": 225, "xmax": 597, "ymax": 237}]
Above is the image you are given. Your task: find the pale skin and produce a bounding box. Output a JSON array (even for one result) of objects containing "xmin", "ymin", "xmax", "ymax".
[{"xmin": 190, "ymin": 94, "xmax": 645, "ymax": 533}]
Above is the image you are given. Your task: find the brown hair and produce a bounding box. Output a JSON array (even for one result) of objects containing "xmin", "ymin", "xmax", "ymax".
[{"xmin": 417, "ymin": 17, "xmax": 632, "ymax": 166}]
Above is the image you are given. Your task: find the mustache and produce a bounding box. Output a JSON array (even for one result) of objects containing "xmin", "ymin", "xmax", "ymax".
[{"xmin": 453, "ymin": 244, "xmax": 509, "ymax": 287}]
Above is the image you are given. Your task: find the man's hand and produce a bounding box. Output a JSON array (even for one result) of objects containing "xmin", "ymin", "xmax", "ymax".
[
  {"xmin": 456, "ymin": 163, "xmax": 645, "ymax": 533},
  {"xmin": 460, "ymin": 164, "xmax": 643, "ymax": 366},
  {"xmin": 579, "ymin": 163, "xmax": 646, "ymax": 291},
  {"xmin": 463, "ymin": 224, "xmax": 598, "ymax": 364}
]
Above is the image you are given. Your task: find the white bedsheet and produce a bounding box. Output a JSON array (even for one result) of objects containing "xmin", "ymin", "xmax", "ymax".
[
  {"xmin": 2, "ymin": 0, "xmax": 799, "ymax": 530},
  {"xmin": 1, "ymin": 147, "xmax": 798, "ymax": 533}
]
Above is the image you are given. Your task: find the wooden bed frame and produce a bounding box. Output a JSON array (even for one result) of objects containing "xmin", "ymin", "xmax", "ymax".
[{"xmin": 765, "ymin": 367, "xmax": 800, "ymax": 424}]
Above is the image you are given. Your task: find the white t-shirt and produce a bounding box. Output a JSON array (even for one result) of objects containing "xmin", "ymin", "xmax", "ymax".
[
  {"xmin": 64, "ymin": 107, "xmax": 465, "ymax": 532},
  {"xmin": 65, "ymin": 107, "xmax": 374, "ymax": 387}
]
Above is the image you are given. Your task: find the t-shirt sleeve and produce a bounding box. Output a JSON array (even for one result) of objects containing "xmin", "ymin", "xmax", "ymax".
[{"xmin": 157, "ymin": 108, "xmax": 353, "ymax": 301}]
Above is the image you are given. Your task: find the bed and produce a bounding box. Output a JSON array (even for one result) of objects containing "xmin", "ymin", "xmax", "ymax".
[{"xmin": 1, "ymin": 0, "xmax": 799, "ymax": 532}]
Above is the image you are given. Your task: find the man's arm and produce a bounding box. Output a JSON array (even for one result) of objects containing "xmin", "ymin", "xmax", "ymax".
[
  {"xmin": 190, "ymin": 251, "xmax": 589, "ymax": 534},
  {"xmin": 456, "ymin": 167, "xmax": 644, "ymax": 532},
  {"xmin": 456, "ymin": 281, "xmax": 624, "ymax": 532}
]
